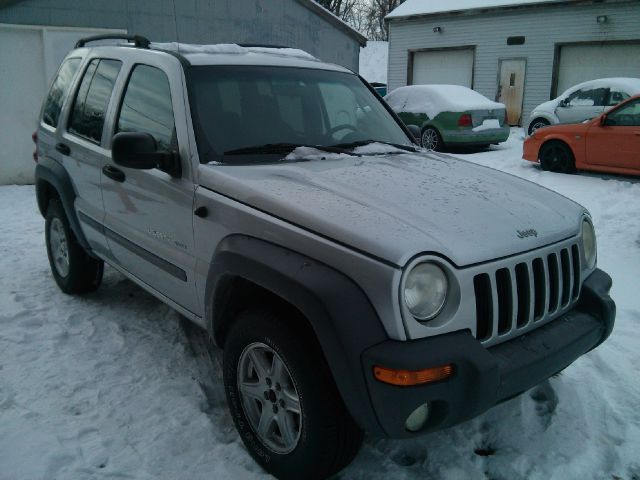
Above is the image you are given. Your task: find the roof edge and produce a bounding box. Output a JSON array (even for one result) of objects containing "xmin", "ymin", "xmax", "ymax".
[
  {"xmin": 386, "ymin": 0, "xmax": 582, "ymax": 21},
  {"xmin": 297, "ymin": 0, "xmax": 367, "ymax": 45}
]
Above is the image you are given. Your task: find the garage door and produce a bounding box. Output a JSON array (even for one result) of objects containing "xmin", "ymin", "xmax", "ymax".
[
  {"xmin": 557, "ymin": 43, "xmax": 640, "ymax": 94},
  {"xmin": 412, "ymin": 48, "xmax": 474, "ymax": 87},
  {"xmin": 0, "ymin": 25, "xmax": 124, "ymax": 185}
]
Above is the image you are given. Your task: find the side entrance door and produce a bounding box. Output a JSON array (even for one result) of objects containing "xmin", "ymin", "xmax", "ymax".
[
  {"xmin": 101, "ymin": 56, "xmax": 200, "ymax": 316},
  {"xmin": 497, "ymin": 59, "xmax": 526, "ymax": 126}
]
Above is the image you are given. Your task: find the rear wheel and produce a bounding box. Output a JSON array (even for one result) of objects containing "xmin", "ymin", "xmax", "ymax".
[
  {"xmin": 223, "ymin": 309, "xmax": 363, "ymax": 480},
  {"xmin": 539, "ymin": 141, "xmax": 576, "ymax": 173},
  {"xmin": 45, "ymin": 199, "xmax": 103, "ymax": 294},
  {"xmin": 528, "ymin": 118, "xmax": 550, "ymax": 135},
  {"xmin": 421, "ymin": 127, "xmax": 443, "ymax": 151}
]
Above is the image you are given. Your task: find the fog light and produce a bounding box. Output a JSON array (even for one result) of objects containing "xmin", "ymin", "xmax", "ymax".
[{"xmin": 405, "ymin": 403, "xmax": 430, "ymax": 432}]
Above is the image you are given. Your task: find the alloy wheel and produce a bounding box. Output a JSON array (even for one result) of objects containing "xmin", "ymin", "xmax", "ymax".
[
  {"xmin": 49, "ymin": 217, "xmax": 70, "ymax": 277},
  {"xmin": 421, "ymin": 129, "xmax": 439, "ymax": 151}
]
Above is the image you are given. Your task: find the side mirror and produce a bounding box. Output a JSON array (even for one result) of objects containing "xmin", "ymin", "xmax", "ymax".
[
  {"xmin": 559, "ymin": 98, "xmax": 569, "ymax": 108},
  {"xmin": 112, "ymin": 132, "xmax": 181, "ymax": 177},
  {"xmin": 406, "ymin": 124, "xmax": 421, "ymax": 143}
]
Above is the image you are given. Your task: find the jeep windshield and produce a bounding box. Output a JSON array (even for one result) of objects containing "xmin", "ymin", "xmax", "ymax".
[{"xmin": 188, "ymin": 65, "xmax": 413, "ymax": 164}]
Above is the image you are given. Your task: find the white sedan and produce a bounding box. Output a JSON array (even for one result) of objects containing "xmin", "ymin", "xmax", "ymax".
[{"xmin": 526, "ymin": 77, "xmax": 640, "ymax": 135}]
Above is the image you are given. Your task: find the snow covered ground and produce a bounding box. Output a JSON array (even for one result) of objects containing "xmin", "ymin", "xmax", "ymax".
[{"xmin": 1, "ymin": 130, "xmax": 639, "ymax": 480}]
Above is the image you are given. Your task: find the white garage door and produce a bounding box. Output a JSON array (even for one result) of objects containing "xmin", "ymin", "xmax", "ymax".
[
  {"xmin": 557, "ymin": 43, "xmax": 640, "ymax": 94},
  {"xmin": 0, "ymin": 25, "xmax": 124, "ymax": 185},
  {"xmin": 412, "ymin": 48, "xmax": 474, "ymax": 87}
]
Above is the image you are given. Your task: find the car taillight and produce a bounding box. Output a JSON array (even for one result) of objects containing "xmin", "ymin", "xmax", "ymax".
[
  {"xmin": 32, "ymin": 131, "xmax": 38, "ymax": 162},
  {"xmin": 458, "ymin": 114, "xmax": 472, "ymax": 127}
]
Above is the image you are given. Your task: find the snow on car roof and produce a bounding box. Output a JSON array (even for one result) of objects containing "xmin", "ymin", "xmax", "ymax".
[
  {"xmin": 150, "ymin": 42, "xmax": 349, "ymax": 72},
  {"xmin": 560, "ymin": 77, "xmax": 640, "ymax": 97},
  {"xmin": 387, "ymin": 0, "xmax": 573, "ymax": 19},
  {"xmin": 385, "ymin": 85, "xmax": 504, "ymax": 118}
]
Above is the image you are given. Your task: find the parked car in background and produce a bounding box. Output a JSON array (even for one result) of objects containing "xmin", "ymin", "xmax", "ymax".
[
  {"xmin": 370, "ymin": 82, "xmax": 387, "ymax": 96},
  {"xmin": 385, "ymin": 85, "xmax": 510, "ymax": 151},
  {"xmin": 526, "ymin": 78, "xmax": 640, "ymax": 135},
  {"xmin": 523, "ymin": 95, "xmax": 640, "ymax": 176}
]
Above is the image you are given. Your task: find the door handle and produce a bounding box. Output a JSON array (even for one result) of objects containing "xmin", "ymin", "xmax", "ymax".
[
  {"xmin": 102, "ymin": 164, "xmax": 126, "ymax": 183},
  {"xmin": 55, "ymin": 142, "xmax": 71, "ymax": 155}
]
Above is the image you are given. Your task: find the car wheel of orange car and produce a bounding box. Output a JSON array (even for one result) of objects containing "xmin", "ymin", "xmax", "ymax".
[
  {"xmin": 539, "ymin": 141, "xmax": 576, "ymax": 174},
  {"xmin": 528, "ymin": 118, "xmax": 550, "ymax": 135}
]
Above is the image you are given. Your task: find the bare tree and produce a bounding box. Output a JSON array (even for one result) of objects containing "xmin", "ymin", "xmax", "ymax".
[
  {"xmin": 364, "ymin": 0, "xmax": 406, "ymax": 41},
  {"xmin": 314, "ymin": 0, "xmax": 360, "ymax": 21}
]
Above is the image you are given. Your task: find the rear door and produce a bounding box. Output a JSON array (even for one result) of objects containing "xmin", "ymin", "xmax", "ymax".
[
  {"xmin": 586, "ymin": 98, "xmax": 640, "ymax": 170},
  {"xmin": 556, "ymin": 87, "xmax": 608, "ymax": 124},
  {"xmin": 101, "ymin": 57, "xmax": 200, "ymax": 315},
  {"xmin": 59, "ymin": 57, "xmax": 123, "ymax": 256}
]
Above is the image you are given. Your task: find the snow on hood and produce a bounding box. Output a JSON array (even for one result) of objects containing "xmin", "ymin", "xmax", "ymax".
[
  {"xmin": 151, "ymin": 42, "xmax": 318, "ymax": 61},
  {"xmin": 534, "ymin": 77, "xmax": 640, "ymax": 113},
  {"xmin": 198, "ymin": 152, "xmax": 584, "ymax": 267},
  {"xmin": 284, "ymin": 143, "xmax": 409, "ymax": 161},
  {"xmin": 385, "ymin": 85, "xmax": 505, "ymax": 118}
]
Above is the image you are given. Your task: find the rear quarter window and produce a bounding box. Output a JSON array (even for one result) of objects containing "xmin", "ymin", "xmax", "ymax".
[{"xmin": 42, "ymin": 58, "xmax": 81, "ymax": 128}]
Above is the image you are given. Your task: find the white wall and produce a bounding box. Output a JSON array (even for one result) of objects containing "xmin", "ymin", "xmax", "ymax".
[{"xmin": 0, "ymin": 24, "xmax": 123, "ymax": 185}]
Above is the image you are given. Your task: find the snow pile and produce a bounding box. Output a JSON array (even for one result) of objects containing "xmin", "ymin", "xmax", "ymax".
[
  {"xmin": 284, "ymin": 142, "xmax": 409, "ymax": 161},
  {"xmin": 359, "ymin": 41, "xmax": 388, "ymax": 84},
  {"xmin": 472, "ymin": 119, "xmax": 502, "ymax": 131},
  {"xmin": 387, "ymin": 0, "xmax": 567, "ymax": 19},
  {"xmin": 1, "ymin": 131, "xmax": 640, "ymax": 479},
  {"xmin": 385, "ymin": 85, "xmax": 505, "ymax": 118},
  {"xmin": 152, "ymin": 42, "xmax": 318, "ymax": 61}
]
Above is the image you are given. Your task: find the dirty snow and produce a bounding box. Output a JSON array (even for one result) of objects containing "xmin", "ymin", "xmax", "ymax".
[
  {"xmin": 359, "ymin": 41, "xmax": 388, "ymax": 84},
  {"xmin": 1, "ymin": 130, "xmax": 640, "ymax": 479},
  {"xmin": 386, "ymin": 85, "xmax": 505, "ymax": 118}
]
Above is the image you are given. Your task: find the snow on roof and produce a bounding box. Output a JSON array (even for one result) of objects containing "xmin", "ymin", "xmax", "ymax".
[
  {"xmin": 385, "ymin": 85, "xmax": 504, "ymax": 118},
  {"xmin": 387, "ymin": 0, "xmax": 571, "ymax": 19},
  {"xmin": 359, "ymin": 41, "xmax": 388, "ymax": 84},
  {"xmin": 151, "ymin": 42, "xmax": 319, "ymax": 62}
]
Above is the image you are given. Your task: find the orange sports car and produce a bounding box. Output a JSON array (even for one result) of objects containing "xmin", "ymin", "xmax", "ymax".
[{"xmin": 523, "ymin": 95, "xmax": 640, "ymax": 176}]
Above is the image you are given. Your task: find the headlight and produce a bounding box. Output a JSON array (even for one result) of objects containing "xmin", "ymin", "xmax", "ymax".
[
  {"xmin": 404, "ymin": 262, "xmax": 448, "ymax": 321},
  {"xmin": 582, "ymin": 219, "xmax": 597, "ymax": 269}
]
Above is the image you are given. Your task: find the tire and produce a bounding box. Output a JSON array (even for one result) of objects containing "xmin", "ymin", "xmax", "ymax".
[
  {"xmin": 421, "ymin": 127, "xmax": 443, "ymax": 151},
  {"xmin": 539, "ymin": 141, "xmax": 576, "ymax": 174},
  {"xmin": 223, "ymin": 309, "xmax": 363, "ymax": 480},
  {"xmin": 45, "ymin": 198, "xmax": 103, "ymax": 294},
  {"xmin": 528, "ymin": 118, "xmax": 550, "ymax": 135}
]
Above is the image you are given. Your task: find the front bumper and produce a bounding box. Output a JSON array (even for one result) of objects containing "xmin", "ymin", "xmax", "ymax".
[
  {"xmin": 361, "ymin": 269, "xmax": 615, "ymax": 438},
  {"xmin": 523, "ymin": 136, "xmax": 542, "ymax": 162}
]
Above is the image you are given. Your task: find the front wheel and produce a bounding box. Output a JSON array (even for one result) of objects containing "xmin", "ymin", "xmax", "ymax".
[
  {"xmin": 539, "ymin": 141, "xmax": 576, "ymax": 173},
  {"xmin": 528, "ymin": 118, "xmax": 550, "ymax": 135},
  {"xmin": 223, "ymin": 309, "xmax": 363, "ymax": 480},
  {"xmin": 421, "ymin": 127, "xmax": 443, "ymax": 151}
]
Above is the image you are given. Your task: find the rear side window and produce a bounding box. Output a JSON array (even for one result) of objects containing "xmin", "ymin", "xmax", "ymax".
[
  {"xmin": 117, "ymin": 65, "xmax": 176, "ymax": 151},
  {"xmin": 42, "ymin": 58, "xmax": 81, "ymax": 128},
  {"xmin": 68, "ymin": 58, "xmax": 122, "ymax": 143}
]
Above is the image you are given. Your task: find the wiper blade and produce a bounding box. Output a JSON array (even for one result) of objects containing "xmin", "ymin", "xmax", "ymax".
[
  {"xmin": 224, "ymin": 143, "xmax": 354, "ymax": 156},
  {"xmin": 330, "ymin": 139, "xmax": 417, "ymax": 153}
]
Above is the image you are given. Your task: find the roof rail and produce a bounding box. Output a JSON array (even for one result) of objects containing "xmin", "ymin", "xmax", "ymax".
[{"xmin": 75, "ymin": 34, "xmax": 151, "ymax": 49}]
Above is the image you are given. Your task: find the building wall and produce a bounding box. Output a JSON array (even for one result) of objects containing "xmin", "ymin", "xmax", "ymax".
[
  {"xmin": 388, "ymin": 0, "xmax": 640, "ymax": 122},
  {"xmin": 0, "ymin": 0, "xmax": 360, "ymax": 70}
]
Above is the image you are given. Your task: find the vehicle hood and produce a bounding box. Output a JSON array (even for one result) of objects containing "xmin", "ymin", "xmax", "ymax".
[{"xmin": 198, "ymin": 151, "xmax": 585, "ymax": 267}]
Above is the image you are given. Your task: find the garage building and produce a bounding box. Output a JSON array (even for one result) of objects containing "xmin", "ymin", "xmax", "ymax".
[
  {"xmin": 386, "ymin": 0, "xmax": 640, "ymax": 126},
  {"xmin": 0, "ymin": 0, "xmax": 366, "ymax": 184}
]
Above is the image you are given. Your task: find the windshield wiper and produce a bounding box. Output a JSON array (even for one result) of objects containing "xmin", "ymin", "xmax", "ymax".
[
  {"xmin": 330, "ymin": 139, "xmax": 417, "ymax": 153},
  {"xmin": 224, "ymin": 143, "xmax": 355, "ymax": 156}
]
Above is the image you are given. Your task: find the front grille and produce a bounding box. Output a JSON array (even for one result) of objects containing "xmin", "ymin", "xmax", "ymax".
[{"xmin": 474, "ymin": 243, "xmax": 581, "ymax": 343}]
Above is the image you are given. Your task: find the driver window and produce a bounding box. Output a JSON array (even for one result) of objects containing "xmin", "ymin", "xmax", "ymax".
[
  {"xmin": 566, "ymin": 88, "xmax": 608, "ymax": 107},
  {"xmin": 607, "ymin": 99, "xmax": 640, "ymax": 126},
  {"xmin": 318, "ymin": 83, "xmax": 357, "ymax": 131}
]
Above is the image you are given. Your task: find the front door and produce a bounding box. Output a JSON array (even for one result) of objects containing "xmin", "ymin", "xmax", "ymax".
[
  {"xmin": 586, "ymin": 98, "xmax": 640, "ymax": 171},
  {"xmin": 101, "ymin": 60, "xmax": 200, "ymax": 315},
  {"xmin": 497, "ymin": 59, "xmax": 526, "ymax": 126}
]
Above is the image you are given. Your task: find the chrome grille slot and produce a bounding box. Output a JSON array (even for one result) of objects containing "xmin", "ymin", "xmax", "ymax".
[{"xmin": 472, "ymin": 240, "xmax": 582, "ymax": 345}]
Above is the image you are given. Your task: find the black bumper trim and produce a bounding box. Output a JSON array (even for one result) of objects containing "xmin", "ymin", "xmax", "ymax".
[{"xmin": 361, "ymin": 269, "xmax": 615, "ymax": 438}]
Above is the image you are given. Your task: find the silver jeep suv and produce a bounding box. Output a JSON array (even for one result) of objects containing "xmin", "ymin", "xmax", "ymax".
[{"xmin": 34, "ymin": 34, "xmax": 615, "ymax": 480}]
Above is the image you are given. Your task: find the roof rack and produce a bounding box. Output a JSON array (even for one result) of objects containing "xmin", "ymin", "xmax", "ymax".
[{"xmin": 75, "ymin": 34, "xmax": 151, "ymax": 49}]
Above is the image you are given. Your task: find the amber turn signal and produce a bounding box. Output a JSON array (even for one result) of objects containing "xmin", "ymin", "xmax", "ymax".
[{"xmin": 373, "ymin": 364, "xmax": 454, "ymax": 386}]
